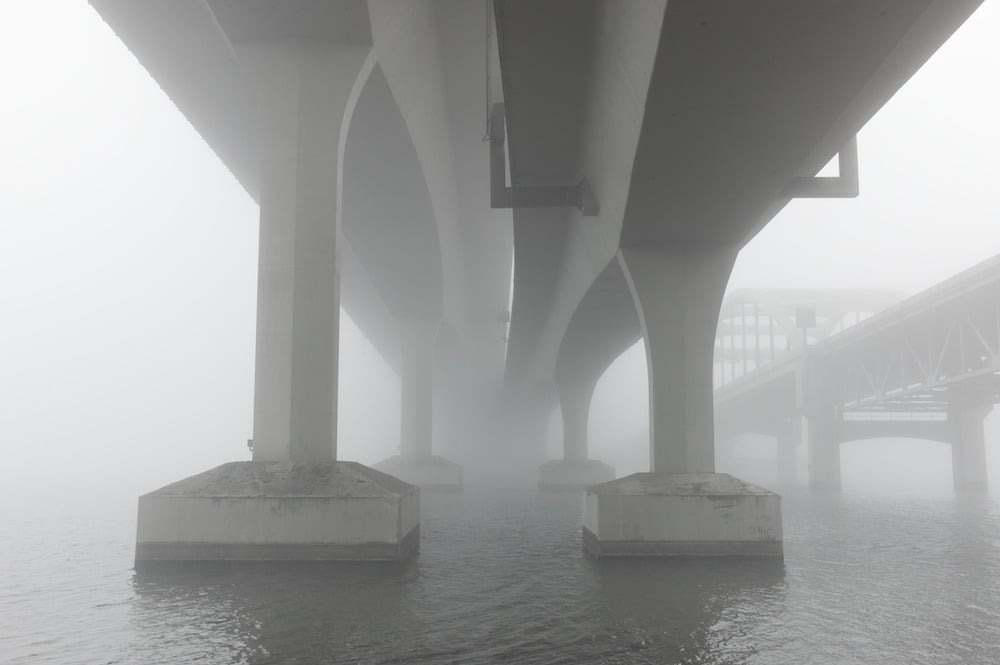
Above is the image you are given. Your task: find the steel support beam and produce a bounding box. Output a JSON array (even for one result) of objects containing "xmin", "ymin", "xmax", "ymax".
[{"xmin": 489, "ymin": 103, "xmax": 598, "ymax": 215}]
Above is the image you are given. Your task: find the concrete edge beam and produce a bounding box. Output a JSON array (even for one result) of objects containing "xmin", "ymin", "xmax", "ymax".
[
  {"xmin": 373, "ymin": 454, "xmax": 462, "ymax": 491},
  {"xmin": 582, "ymin": 472, "xmax": 783, "ymax": 559},
  {"xmin": 136, "ymin": 526, "xmax": 419, "ymax": 563},
  {"xmin": 134, "ymin": 461, "xmax": 420, "ymax": 563},
  {"xmin": 583, "ymin": 527, "xmax": 782, "ymax": 558},
  {"xmin": 538, "ymin": 459, "xmax": 616, "ymax": 491}
]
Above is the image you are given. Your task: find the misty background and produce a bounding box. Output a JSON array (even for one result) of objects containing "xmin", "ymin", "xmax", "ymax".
[{"xmin": 2, "ymin": 0, "xmax": 999, "ymax": 500}]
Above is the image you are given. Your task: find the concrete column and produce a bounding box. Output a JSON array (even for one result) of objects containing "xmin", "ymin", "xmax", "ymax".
[
  {"xmin": 557, "ymin": 380, "xmax": 596, "ymax": 462},
  {"xmin": 374, "ymin": 320, "xmax": 461, "ymax": 488},
  {"xmin": 400, "ymin": 320, "xmax": 440, "ymax": 458},
  {"xmin": 807, "ymin": 406, "xmax": 841, "ymax": 490},
  {"xmin": 950, "ymin": 404, "xmax": 990, "ymax": 493},
  {"xmin": 247, "ymin": 41, "xmax": 370, "ymax": 462},
  {"xmin": 776, "ymin": 417, "xmax": 799, "ymax": 486},
  {"xmin": 539, "ymin": 379, "xmax": 614, "ymax": 489},
  {"xmin": 617, "ymin": 244, "xmax": 738, "ymax": 473},
  {"xmin": 714, "ymin": 432, "xmax": 738, "ymax": 473}
]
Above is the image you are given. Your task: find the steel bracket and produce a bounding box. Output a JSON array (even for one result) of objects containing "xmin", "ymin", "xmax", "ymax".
[
  {"xmin": 785, "ymin": 135, "xmax": 859, "ymax": 199},
  {"xmin": 489, "ymin": 103, "xmax": 598, "ymax": 216}
]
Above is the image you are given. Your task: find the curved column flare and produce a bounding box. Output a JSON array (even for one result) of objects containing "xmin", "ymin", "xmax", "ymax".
[
  {"xmin": 137, "ymin": 31, "xmax": 420, "ymax": 563},
  {"xmin": 584, "ymin": 244, "xmax": 782, "ymax": 558},
  {"xmin": 619, "ymin": 244, "xmax": 737, "ymax": 474}
]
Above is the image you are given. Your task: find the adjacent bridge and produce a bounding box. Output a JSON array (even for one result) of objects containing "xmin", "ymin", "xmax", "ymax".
[{"xmin": 715, "ymin": 255, "xmax": 1000, "ymax": 492}]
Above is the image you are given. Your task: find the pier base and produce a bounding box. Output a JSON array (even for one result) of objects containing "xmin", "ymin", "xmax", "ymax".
[
  {"xmin": 135, "ymin": 461, "xmax": 419, "ymax": 563},
  {"xmin": 374, "ymin": 454, "xmax": 462, "ymax": 491},
  {"xmin": 538, "ymin": 459, "xmax": 615, "ymax": 491},
  {"xmin": 583, "ymin": 473, "xmax": 782, "ymax": 558}
]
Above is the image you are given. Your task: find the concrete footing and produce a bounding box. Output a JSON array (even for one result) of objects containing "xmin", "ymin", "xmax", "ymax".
[
  {"xmin": 582, "ymin": 472, "xmax": 782, "ymax": 558},
  {"xmin": 538, "ymin": 459, "xmax": 615, "ymax": 491},
  {"xmin": 374, "ymin": 454, "xmax": 462, "ymax": 491},
  {"xmin": 135, "ymin": 461, "xmax": 420, "ymax": 563}
]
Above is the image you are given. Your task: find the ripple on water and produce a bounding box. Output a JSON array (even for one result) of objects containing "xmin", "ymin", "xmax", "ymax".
[{"xmin": 1, "ymin": 488, "xmax": 999, "ymax": 664}]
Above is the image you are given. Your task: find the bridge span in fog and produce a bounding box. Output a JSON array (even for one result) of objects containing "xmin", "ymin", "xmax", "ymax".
[
  {"xmin": 85, "ymin": 0, "xmax": 986, "ymax": 562},
  {"xmin": 715, "ymin": 254, "xmax": 1000, "ymax": 493}
]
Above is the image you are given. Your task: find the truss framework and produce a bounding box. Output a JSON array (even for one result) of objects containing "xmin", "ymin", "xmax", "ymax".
[{"xmin": 817, "ymin": 286, "xmax": 1000, "ymax": 413}]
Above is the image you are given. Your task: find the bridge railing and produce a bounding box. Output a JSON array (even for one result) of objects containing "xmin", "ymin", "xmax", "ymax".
[{"xmin": 713, "ymin": 289, "xmax": 903, "ymax": 390}]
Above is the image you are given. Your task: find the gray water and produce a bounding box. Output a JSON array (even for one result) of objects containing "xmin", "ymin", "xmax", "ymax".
[{"xmin": 3, "ymin": 485, "xmax": 999, "ymax": 664}]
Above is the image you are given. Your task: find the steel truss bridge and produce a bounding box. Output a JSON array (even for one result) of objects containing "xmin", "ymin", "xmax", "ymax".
[{"xmin": 713, "ymin": 254, "xmax": 1000, "ymax": 491}]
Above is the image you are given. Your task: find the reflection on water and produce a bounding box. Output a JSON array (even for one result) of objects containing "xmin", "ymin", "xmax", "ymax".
[
  {"xmin": 128, "ymin": 491, "xmax": 785, "ymax": 664},
  {"xmin": 132, "ymin": 562, "xmax": 423, "ymax": 664},
  {"xmin": 3, "ymin": 486, "xmax": 1000, "ymax": 664},
  {"xmin": 591, "ymin": 558, "xmax": 785, "ymax": 664}
]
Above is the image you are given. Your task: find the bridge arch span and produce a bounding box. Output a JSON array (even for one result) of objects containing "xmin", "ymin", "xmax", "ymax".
[{"xmin": 343, "ymin": 63, "xmax": 444, "ymax": 323}]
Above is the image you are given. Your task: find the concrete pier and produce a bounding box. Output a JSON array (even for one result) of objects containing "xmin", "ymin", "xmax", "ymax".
[
  {"xmin": 951, "ymin": 405, "xmax": 991, "ymax": 493},
  {"xmin": 134, "ymin": 25, "xmax": 421, "ymax": 562},
  {"xmin": 808, "ymin": 406, "xmax": 842, "ymax": 491},
  {"xmin": 399, "ymin": 320, "xmax": 438, "ymax": 460},
  {"xmin": 538, "ymin": 459, "xmax": 615, "ymax": 491},
  {"xmin": 583, "ymin": 473, "xmax": 782, "ymax": 558},
  {"xmin": 135, "ymin": 462, "xmax": 419, "ymax": 563},
  {"xmin": 776, "ymin": 418, "xmax": 799, "ymax": 486},
  {"xmin": 808, "ymin": 439, "xmax": 841, "ymax": 491},
  {"xmin": 375, "ymin": 319, "xmax": 462, "ymax": 490},
  {"xmin": 375, "ymin": 454, "xmax": 462, "ymax": 491},
  {"xmin": 558, "ymin": 380, "xmax": 594, "ymax": 463},
  {"xmin": 538, "ymin": 379, "xmax": 615, "ymax": 490},
  {"xmin": 577, "ymin": 247, "xmax": 784, "ymax": 558}
]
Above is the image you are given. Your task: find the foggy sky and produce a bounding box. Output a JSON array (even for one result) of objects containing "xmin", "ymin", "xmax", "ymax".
[{"xmin": 1, "ymin": 0, "xmax": 999, "ymax": 497}]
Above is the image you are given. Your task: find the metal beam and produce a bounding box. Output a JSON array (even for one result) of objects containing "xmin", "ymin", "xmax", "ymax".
[{"xmin": 489, "ymin": 103, "xmax": 598, "ymax": 215}]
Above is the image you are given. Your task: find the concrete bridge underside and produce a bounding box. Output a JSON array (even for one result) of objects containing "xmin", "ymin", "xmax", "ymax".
[{"xmin": 87, "ymin": 0, "xmax": 985, "ymax": 561}]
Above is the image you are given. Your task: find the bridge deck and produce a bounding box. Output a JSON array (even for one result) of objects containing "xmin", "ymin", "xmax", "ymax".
[{"xmin": 717, "ymin": 253, "xmax": 1000, "ymax": 413}]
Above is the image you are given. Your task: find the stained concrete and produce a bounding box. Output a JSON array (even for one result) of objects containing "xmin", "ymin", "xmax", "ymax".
[
  {"xmin": 374, "ymin": 454, "xmax": 462, "ymax": 491},
  {"xmin": 538, "ymin": 459, "xmax": 615, "ymax": 491},
  {"xmin": 135, "ymin": 461, "xmax": 419, "ymax": 563},
  {"xmin": 583, "ymin": 472, "xmax": 782, "ymax": 558}
]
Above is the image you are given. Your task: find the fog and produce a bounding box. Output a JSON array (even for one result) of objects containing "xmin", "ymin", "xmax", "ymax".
[{"xmin": 2, "ymin": 0, "xmax": 1000, "ymax": 500}]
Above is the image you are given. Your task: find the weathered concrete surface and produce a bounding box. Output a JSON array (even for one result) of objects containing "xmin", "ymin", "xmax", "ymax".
[
  {"xmin": 374, "ymin": 454, "xmax": 462, "ymax": 491},
  {"xmin": 538, "ymin": 459, "xmax": 615, "ymax": 491},
  {"xmin": 583, "ymin": 472, "xmax": 782, "ymax": 558},
  {"xmin": 136, "ymin": 461, "xmax": 419, "ymax": 563}
]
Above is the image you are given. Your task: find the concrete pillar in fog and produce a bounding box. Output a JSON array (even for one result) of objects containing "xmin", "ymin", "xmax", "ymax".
[
  {"xmin": 618, "ymin": 244, "xmax": 737, "ymax": 473},
  {"xmin": 400, "ymin": 320, "xmax": 440, "ymax": 458},
  {"xmin": 557, "ymin": 379, "xmax": 596, "ymax": 461},
  {"xmin": 248, "ymin": 41, "xmax": 370, "ymax": 462},
  {"xmin": 776, "ymin": 417, "xmax": 800, "ymax": 486},
  {"xmin": 950, "ymin": 404, "xmax": 991, "ymax": 493},
  {"xmin": 807, "ymin": 405, "xmax": 841, "ymax": 490},
  {"xmin": 714, "ymin": 431, "xmax": 738, "ymax": 472}
]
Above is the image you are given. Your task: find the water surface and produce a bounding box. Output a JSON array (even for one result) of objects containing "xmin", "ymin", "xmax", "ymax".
[{"xmin": 3, "ymin": 484, "xmax": 999, "ymax": 664}]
